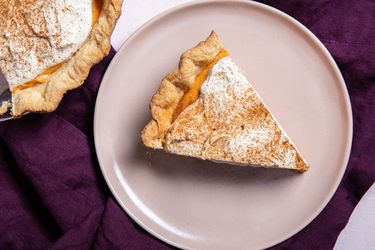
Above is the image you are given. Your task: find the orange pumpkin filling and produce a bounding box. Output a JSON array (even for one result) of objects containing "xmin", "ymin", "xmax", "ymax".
[
  {"xmin": 92, "ymin": 0, "xmax": 102, "ymax": 24},
  {"xmin": 11, "ymin": 0, "xmax": 103, "ymax": 93},
  {"xmin": 172, "ymin": 49, "xmax": 229, "ymax": 121}
]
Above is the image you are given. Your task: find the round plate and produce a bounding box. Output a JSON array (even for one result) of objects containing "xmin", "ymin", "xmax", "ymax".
[{"xmin": 94, "ymin": 1, "xmax": 353, "ymax": 249}]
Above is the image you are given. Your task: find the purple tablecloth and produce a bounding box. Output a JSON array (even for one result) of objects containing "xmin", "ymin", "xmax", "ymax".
[{"xmin": 0, "ymin": 1, "xmax": 374, "ymax": 249}]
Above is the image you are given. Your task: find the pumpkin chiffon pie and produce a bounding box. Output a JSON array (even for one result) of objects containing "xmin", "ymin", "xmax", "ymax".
[
  {"xmin": 0, "ymin": 0, "xmax": 122, "ymax": 116},
  {"xmin": 141, "ymin": 32, "xmax": 309, "ymax": 172}
]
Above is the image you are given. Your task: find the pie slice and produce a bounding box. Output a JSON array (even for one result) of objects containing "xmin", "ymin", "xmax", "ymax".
[
  {"xmin": 0, "ymin": 0, "xmax": 122, "ymax": 117},
  {"xmin": 141, "ymin": 31, "xmax": 309, "ymax": 172}
]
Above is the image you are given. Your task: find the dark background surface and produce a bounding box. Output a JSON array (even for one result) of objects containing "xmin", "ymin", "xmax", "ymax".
[{"xmin": 0, "ymin": 0, "xmax": 374, "ymax": 249}]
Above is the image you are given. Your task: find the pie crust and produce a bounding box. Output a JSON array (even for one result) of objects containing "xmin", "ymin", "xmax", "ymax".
[
  {"xmin": 141, "ymin": 31, "xmax": 224, "ymax": 148},
  {"xmin": 10, "ymin": 0, "xmax": 122, "ymax": 117}
]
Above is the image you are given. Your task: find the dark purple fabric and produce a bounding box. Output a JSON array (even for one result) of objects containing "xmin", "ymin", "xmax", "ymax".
[{"xmin": 0, "ymin": 0, "xmax": 374, "ymax": 249}]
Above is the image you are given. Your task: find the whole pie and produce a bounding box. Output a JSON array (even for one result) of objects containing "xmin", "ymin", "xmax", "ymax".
[
  {"xmin": 141, "ymin": 31, "xmax": 310, "ymax": 172},
  {"xmin": 0, "ymin": 0, "xmax": 122, "ymax": 117}
]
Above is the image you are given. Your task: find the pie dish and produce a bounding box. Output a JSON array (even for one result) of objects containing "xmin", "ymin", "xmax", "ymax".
[
  {"xmin": 141, "ymin": 31, "xmax": 309, "ymax": 172},
  {"xmin": 0, "ymin": 0, "xmax": 122, "ymax": 117}
]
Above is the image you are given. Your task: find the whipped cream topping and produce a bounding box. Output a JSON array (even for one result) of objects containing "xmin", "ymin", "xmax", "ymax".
[
  {"xmin": 166, "ymin": 56, "xmax": 303, "ymax": 170},
  {"xmin": 227, "ymin": 128, "xmax": 272, "ymax": 158},
  {"xmin": 0, "ymin": 0, "xmax": 93, "ymax": 89},
  {"xmin": 201, "ymin": 56, "xmax": 259, "ymax": 120},
  {"xmin": 201, "ymin": 57, "xmax": 277, "ymax": 162}
]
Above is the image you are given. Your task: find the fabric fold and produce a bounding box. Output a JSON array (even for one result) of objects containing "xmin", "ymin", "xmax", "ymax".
[{"xmin": 0, "ymin": 1, "xmax": 374, "ymax": 249}]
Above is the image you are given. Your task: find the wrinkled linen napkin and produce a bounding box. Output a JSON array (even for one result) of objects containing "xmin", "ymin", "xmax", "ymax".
[{"xmin": 0, "ymin": 0, "xmax": 374, "ymax": 249}]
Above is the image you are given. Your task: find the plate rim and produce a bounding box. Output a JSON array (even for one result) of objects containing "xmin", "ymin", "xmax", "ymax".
[{"xmin": 94, "ymin": 0, "xmax": 353, "ymax": 249}]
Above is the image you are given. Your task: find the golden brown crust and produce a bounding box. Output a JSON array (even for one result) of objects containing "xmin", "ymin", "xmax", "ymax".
[
  {"xmin": 141, "ymin": 31, "xmax": 224, "ymax": 148},
  {"xmin": 11, "ymin": 0, "xmax": 122, "ymax": 117}
]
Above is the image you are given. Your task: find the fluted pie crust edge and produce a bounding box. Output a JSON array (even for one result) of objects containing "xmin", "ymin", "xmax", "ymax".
[{"xmin": 141, "ymin": 31, "xmax": 223, "ymax": 149}]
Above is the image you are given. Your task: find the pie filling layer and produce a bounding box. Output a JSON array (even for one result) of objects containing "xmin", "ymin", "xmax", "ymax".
[
  {"xmin": 1, "ymin": 0, "xmax": 103, "ymax": 93},
  {"xmin": 11, "ymin": 63, "xmax": 63, "ymax": 93},
  {"xmin": 172, "ymin": 49, "xmax": 229, "ymax": 121}
]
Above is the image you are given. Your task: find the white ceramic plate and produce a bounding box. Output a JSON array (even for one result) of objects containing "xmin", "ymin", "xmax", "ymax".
[{"xmin": 94, "ymin": 1, "xmax": 353, "ymax": 249}]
